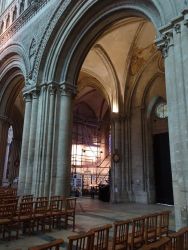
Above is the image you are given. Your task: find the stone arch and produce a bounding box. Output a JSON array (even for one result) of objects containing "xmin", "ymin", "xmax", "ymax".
[
  {"xmin": 92, "ymin": 44, "xmax": 121, "ymax": 112},
  {"xmin": 0, "ymin": 43, "xmax": 30, "ymax": 83},
  {"xmin": 126, "ymin": 51, "xmax": 161, "ymax": 114},
  {"xmin": 78, "ymin": 70, "xmax": 111, "ymax": 111},
  {"xmin": 0, "ymin": 46, "xmax": 26, "ymax": 186},
  {"xmin": 32, "ymin": 0, "xmax": 174, "ymax": 86}
]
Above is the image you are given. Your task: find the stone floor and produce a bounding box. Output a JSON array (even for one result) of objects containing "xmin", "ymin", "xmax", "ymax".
[{"xmin": 0, "ymin": 197, "xmax": 175, "ymax": 250}]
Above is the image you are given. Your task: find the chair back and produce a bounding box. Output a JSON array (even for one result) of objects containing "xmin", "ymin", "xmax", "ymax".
[
  {"xmin": 34, "ymin": 200, "xmax": 48, "ymax": 214},
  {"xmin": 65, "ymin": 197, "xmax": 77, "ymax": 211},
  {"xmin": 19, "ymin": 201, "xmax": 34, "ymax": 216},
  {"xmin": 36, "ymin": 197, "xmax": 48, "ymax": 202},
  {"xmin": 49, "ymin": 199, "xmax": 61, "ymax": 211},
  {"xmin": 68, "ymin": 232, "xmax": 94, "ymax": 250},
  {"xmin": 157, "ymin": 211, "xmax": 170, "ymax": 238},
  {"xmin": 170, "ymin": 227, "xmax": 188, "ymax": 250},
  {"xmin": 50, "ymin": 196, "xmax": 61, "ymax": 201},
  {"xmin": 89, "ymin": 224, "xmax": 112, "ymax": 250},
  {"xmin": 0, "ymin": 203, "xmax": 17, "ymax": 218},
  {"xmin": 22, "ymin": 195, "xmax": 34, "ymax": 203},
  {"xmin": 145, "ymin": 213, "xmax": 158, "ymax": 244},
  {"xmin": 112, "ymin": 219, "xmax": 131, "ymax": 250},
  {"xmin": 129, "ymin": 216, "xmax": 145, "ymax": 249}
]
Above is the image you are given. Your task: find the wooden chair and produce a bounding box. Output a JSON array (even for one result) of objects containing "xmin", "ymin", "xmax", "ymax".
[
  {"xmin": 144, "ymin": 213, "xmax": 158, "ymax": 244},
  {"xmin": 169, "ymin": 226, "xmax": 188, "ymax": 250},
  {"xmin": 139, "ymin": 237, "xmax": 172, "ymax": 250},
  {"xmin": 110, "ymin": 219, "xmax": 131, "ymax": 250},
  {"xmin": 182, "ymin": 227, "xmax": 188, "ymax": 250},
  {"xmin": 68, "ymin": 232, "xmax": 94, "ymax": 250},
  {"xmin": 28, "ymin": 239, "xmax": 64, "ymax": 250},
  {"xmin": 33, "ymin": 200, "xmax": 49, "ymax": 232},
  {"xmin": 128, "ymin": 216, "xmax": 145, "ymax": 250},
  {"xmin": 89, "ymin": 224, "xmax": 112, "ymax": 250},
  {"xmin": 47, "ymin": 199, "xmax": 62, "ymax": 229},
  {"xmin": 12, "ymin": 201, "xmax": 34, "ymax": 235},
  {"xmin": 0, "ymin": 203, "xmax": 17, "ymax": 240},
  {"xmin": 60, "ymin": 197, "xmax": 77, "ymax": 231},
  {"xmin": 157, "ymin": 211, "xmax": 170, "ymax": 238}
]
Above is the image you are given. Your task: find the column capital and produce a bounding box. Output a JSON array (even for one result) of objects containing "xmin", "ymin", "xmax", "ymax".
[
  {"xmin": 48, "ymin": 82, "xmax": 59, "ymax": 95},
  {"xmin": 174, "ymin": 23, "xmax": 181, "ymax": 34},
  {"xmin": 156, "ymin": 31, "xmax": 174, "ymax": 58},
  {"xmin": 23, "ymin": 93, "xmax": 32, "ymax": 102},
  {"xmin": 31, "ymin": 88, "xmax": 40, "ymax": 99},
  {"xmin": 60, "ymin": 82, "xmax": 77, "ymax": 97},
  {"xmin": 23, "ymin": 86, "xmax": 41, "ymax": 97}
]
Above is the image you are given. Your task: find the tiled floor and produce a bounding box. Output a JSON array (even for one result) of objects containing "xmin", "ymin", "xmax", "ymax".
[{"xmin": 0, "ymin": 197, "xmax": 175, "ymax": 250}]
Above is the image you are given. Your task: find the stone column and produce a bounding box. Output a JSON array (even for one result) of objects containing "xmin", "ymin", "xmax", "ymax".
[
  {"xmin": 120, "ymin": 115, "xmax": 129, "ymax": 202},
  {"xmin": 3, "ymin": 139, "xmax": 11, "ymax": 182},
  {"xmin": 17, "ymin": 94, "xmax": 32, "ymax": 194},
  {"xmin": 55, "ymin": 82, "xmax": 76, "ymax": 196},
  {"xmin": 24, "ymin": 89, "xmax": 39, "ymax": 194},
  {"xmin": 31, "ymin": 85, "xmax": 47, "ymax": 196},
  {"xmin": 111, "ymin": 113, "xmax": 122, "ymax": 202},
  {"xmin": 156, "ymin": 16, "xmax": 188, "ymax": 229},
  {"xmin": 44, "ymin": 84, "xmax": 57, "ymax": 196},
  {"xmin": 0, "ymin": 116, "xmax": 10, "ymax": 186}
]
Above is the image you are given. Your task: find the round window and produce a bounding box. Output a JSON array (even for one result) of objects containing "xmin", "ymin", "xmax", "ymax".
[{"xmin": 155, "ymin": 102, "xmax": 168, "ymax": 119}]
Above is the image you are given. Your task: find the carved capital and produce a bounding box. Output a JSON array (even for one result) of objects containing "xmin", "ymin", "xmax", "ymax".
[
  {"xmin": 184, "ymin": 12, "xmax": 188, "ymax": 27},
  {"xmin": 174, "ymin": 23, "xmax": 181, "ymax": 34},
  {"xmin": 48, "ymin": 83, "xmax": 59, "ymax": 95},
  {"xmin": 60, "ymin": 82, "xmax": 77, "ymax": 97},
  {"xmin": 156, "ymin": 31, "xmax": 174, "ymax": 58},
  {"xmin": 23, "ymin": 93, "xmax": 32, "ymax": 102},
  {"xmin": 31, "ymin": 89, "xmax": 40, "ymax": 99}
]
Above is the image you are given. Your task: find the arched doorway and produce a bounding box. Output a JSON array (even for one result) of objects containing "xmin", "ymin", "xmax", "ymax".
[
  {"xmin": 0, "ymin": 69, "xmax": 24, "ymax": 187},
  {"xmin": 151, "ymin": 99, "xmax": 173, "ymax": 205}
]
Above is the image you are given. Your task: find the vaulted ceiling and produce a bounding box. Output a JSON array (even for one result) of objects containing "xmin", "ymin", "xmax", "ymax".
[{"xmin": 75, "ymin": 17, "xmax": 160, "ymax": 122}]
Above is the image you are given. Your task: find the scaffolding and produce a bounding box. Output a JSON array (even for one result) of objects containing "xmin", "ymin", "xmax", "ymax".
[{"xmin": 71, "ymin": 117, "xmax": 110, "ymax": 193}]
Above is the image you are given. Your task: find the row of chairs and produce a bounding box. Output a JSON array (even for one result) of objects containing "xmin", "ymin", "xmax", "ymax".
[
  {"xmin": 0, "ymin": 194, "xmax": 63, "ymax": 205},
  {"xmin": 140, "ymin": 226, "xmax": 188, "ymax": 250},
  {"xmin": 0, "ymin": 196, "xmax": 77, "ymax": 240},
  {"xmin": 27, "ymin": 210, "xmax": 171, "ymax": 250}
]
